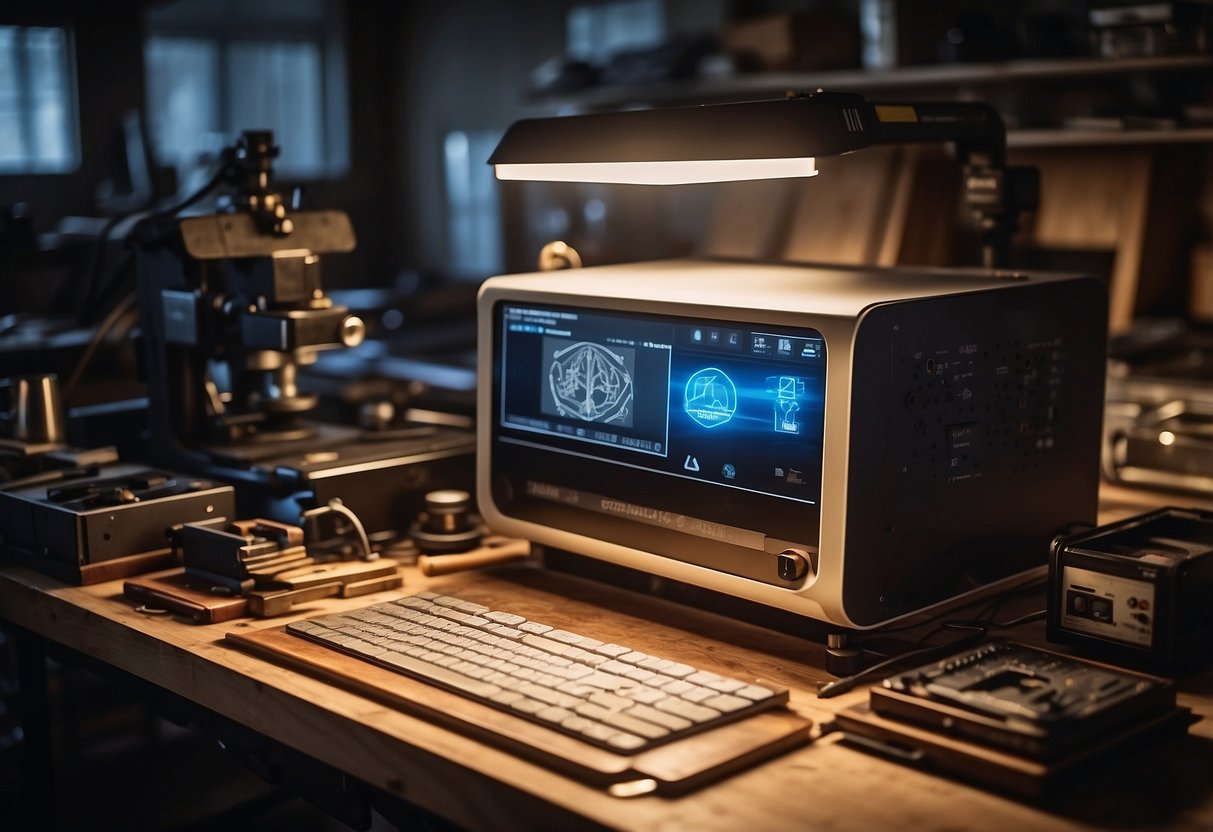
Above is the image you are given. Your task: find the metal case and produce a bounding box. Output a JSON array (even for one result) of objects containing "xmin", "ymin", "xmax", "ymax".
[{"xmin": 479, "ymin": 259, "xmax": 1107, "ymax": 628}]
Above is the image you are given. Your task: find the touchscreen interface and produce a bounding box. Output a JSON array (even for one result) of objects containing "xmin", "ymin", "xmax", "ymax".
[{"xmin": 496, "ymin": 303, "xmax": 826, "ymax": 508}]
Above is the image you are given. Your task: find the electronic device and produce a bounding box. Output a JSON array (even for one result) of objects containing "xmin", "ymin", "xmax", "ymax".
[
  {"xmin": 1090, "ymin": 2, "xmax": 1213, "ymax": 58},
  {"xmin": 478, "ymin": 258, "xmax": 1107, "ymax": 628},
  {"xmin": 1048, "ymin": 507, "xmax": 1213, "ymax": 668},
  {"xmin": 872, "ymin": 641, "xmax": 1176, "ymax": 758},
  {"xmin": 285, "ymin": 590, "xmax": 791, "ymax": 753},
  {"xmin": 133, "ymin": 131, "xmax": 473, "ymax": 538},
  {"xmin": 0, "ymin": 462, "xmax": 235, "ymax": 583},
  {"xmin": 835, "ymin": 640, "xmax": 1189, "ymax": 798},
  {"xmin": 1103, "ymin": 326, "xmax": 1213, "ymax": 495}
]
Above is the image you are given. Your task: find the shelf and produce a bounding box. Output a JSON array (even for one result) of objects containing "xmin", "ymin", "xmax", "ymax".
[
  {"xmin": 528, "ymin": 54, "xmax": 1213, "ymax": 112},
  {"xmin": 1008, "ymin": 127, "xmax": 1213, "ymax": 148}
]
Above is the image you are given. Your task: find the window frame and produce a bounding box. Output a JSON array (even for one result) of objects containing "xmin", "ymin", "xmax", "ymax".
[
  {"xmin": 0, "ymin": 23, "xmax": 82, "ymax": 176},
  {"xmin": 144, "ymin": 2, "xmax": 349, "ymax": 182}
]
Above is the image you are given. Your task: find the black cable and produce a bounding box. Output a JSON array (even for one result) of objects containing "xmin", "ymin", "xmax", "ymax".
[
  {"xmin": 817, "ymin": 584, "xmax": 1050, "ymax": 700},
  {"xmin": 78, "ymin": 212, "xmax": 137, "ymax": 320},
  {"xmin": 61, "ymin": 292, "xmax": 138, "ymax": 403},
  {"xmin": 131, "ymin": 154, "xmax": 234, "ymax": 233},
  {"xmin": 973, "ymin": 609, "xmax": 1046, "ymax": 629},
  {"xmin": 78, "ymin": 153, "xmax": 234, "ymax": 323},
  {"xmin": 817, "ymin": 624, "xmax": 989, "ymax": 699},
  {"xmin": 63, "ymin": 154, "xmax": 239, "ymax": 400},
  {"xmin": 89, "ymin": 249, "xmax": 135, "ymax": 319}
]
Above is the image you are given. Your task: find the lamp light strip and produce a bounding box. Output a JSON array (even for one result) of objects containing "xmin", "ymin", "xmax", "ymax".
[{"xmin": 494, "ymin": 157, "xmax": 818, "ymax": 185}]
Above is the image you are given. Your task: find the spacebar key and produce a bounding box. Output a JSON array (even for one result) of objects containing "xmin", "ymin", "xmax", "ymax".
[{"xmin": 379, "ymin": 651, "xmax": 502, "ymax": 698}]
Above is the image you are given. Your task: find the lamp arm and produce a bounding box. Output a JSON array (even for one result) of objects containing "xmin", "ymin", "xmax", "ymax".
[
  {"xmin": 863, "ymin": 99, "xmax": 1037, "ymax": 269},
  {"xmin": 865, "ymin": 100, "xmax": 1006, "ymax": 166}
]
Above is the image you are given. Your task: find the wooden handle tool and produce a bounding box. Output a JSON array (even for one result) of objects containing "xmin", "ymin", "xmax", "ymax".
[{"xmin": 417, "ymin": 538, "xmax": 532, "ymax": 576}]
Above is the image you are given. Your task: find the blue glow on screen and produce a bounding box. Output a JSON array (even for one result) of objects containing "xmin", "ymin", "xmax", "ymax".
[{"xmin": 498, "ymin": 304, "xmax": 826, "ymax": 504}]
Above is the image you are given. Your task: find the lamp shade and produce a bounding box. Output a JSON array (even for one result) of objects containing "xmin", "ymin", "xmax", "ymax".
[{"xmin": 489, "ymin": 93, "xmax": 873, "ymax": 185}]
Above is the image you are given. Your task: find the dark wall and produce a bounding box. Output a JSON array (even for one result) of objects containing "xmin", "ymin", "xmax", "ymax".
[
  {"xmin": 392, "ymin": 1, "xmax": 569, "ymax": 278},
  {"xmin": 300, "ymin": 1, "xmax": 405, "ymax": 288}
]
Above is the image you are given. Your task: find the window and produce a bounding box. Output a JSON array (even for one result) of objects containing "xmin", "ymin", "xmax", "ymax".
[
  {"xmin": 144, "ymin": 0, "xmax": 348, "ymax": 183},
  {"xmin": 0, "ymin": 26, "xmax": 79, "ymax": 174},
  {"xmin": 566, "ymin": 0, "xmax": 665, "ymax": 65},
  {"xmin": 444, "ymin": 130, "xmax": 503, "ymax": 278}
]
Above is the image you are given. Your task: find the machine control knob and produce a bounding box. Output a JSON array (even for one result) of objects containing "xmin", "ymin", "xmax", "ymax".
[
  {"xmin": 341, "ymin": 315, "xmax": 366, "ymax": 347},
  {"xmin": 776, "ymin": 548, "xmax": 812, "ymax": 582}
]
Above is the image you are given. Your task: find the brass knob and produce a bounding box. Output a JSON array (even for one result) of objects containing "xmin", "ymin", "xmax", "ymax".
[{"xmin": 341, "ymin": 315, "xmax": 366, "ymax": 347}]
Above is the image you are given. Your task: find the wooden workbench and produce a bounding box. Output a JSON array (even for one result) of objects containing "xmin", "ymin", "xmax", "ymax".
[{"xmin": 1, "ymin": 483, "xmax": 1211, "ymax": 831}]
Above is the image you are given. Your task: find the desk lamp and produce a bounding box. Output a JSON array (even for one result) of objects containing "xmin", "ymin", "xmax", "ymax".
[{"xmin": 489, "ymin": 90, "xmax": 1037, "ymax": 268}]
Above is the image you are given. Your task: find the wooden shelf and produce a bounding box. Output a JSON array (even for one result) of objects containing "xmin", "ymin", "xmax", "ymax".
[
  {"xmin": 1009, "ymin": 127, "xmax": 1213, "ymax": 148},
  {"xmin": 528, "ymin": 54, "xmax": 1213, "ymax": 112}
]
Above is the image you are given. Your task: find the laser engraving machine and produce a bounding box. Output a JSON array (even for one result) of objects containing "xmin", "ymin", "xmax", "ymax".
[{"xmin": 477, "ymin": 94, "xmax": 1108, "ymax": 629}]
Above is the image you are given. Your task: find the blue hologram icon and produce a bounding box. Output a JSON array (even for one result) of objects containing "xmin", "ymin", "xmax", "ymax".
[
  {"xmin": 774, "ymin": 375, "xmax": 805, "ymax": 434},
  {"xmin": 684, "ymin": 368, "xmax": 737, "ymax": 428}
]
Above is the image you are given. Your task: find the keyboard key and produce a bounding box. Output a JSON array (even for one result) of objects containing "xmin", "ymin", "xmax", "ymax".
[
  {"xmin": 577, "ymin": 704, "xmax": 669, "ymax": 740},
  {"xmin": 638, "ymin": 656, "xmax": 673, "ymax": 671},
  {"xmin": 545, "ymin": 630, "xmax": 583, "ymax": 644},
  {"xmin": 682, "ymin": 686, "xmax": 715, "ymax": 704},
  {"xmin": 593, "ymin": 643, "xmax": 630, "ymax": 657},
  {"xmin": 510, "ymin": 697, "xmax": 546, "ymax": 715},
  {"xmin": 378, "ymin": 651, "xmax": 501, "ymax": 698},
  {"xmin": 618, "ymin": 651, "xmax": 648, "ymax": 665},
  {"xmin": 599, "ymin": 659, "xmax": 632, "ymax": 675},
  {"xmin": 708, "ymin": 678, "xmax": 746, "ymax": 693},
  {"xmin": 483, "ymin": 611, "xmax": 526, "ymax": 626},
  {"xmin": 703, "ymin": 694, "xmax": 750, "ymax": 713},
  {"xmin": 536, "ymin": 706, "xmax": 575, "ymax": 724},
  {"xmin": 607, "ymin": 732, "xmax": 646, "ymax": 751},
  {"xmin": 518, "ymin": 621, "xmax": 552, "ymax": 634},
  {"xmin": 620, "ymin": 686, "xmax": 667, "ymax": 705},
  {"xmin": 655, "ymin": 698, "xmax": 722, "ymax": 724},
  {"xmin": 346, "ymin": 640, "xmax": 387, "ymax": 657},
  {"xmin": 587, "ymin": 691, "xmax": 634, "ymax": 711},
  {"xmin": 624, "ymin": 703, "xmax": 692, "ymax": 732},
  {"xmin": 522, "ymin": 633, "xmax": 573, "ymax": 655},
  {"xmin": 576, "ymin": 721, "xmax": 616, "ymax": 743},
  {"xmin": 556, "ymin": 682, "xmax": 597, "ymax": 697},
  {"xmin": 582, "ymin": 672, "xmax": 635, "ymax": 691},
  {"xmin": 621, "ymin": 667, "xmax": 658, "ymax": 683},
  {"xmin": 737, "ymin": 685, "xmax": 776, "ymax": 701},
  {"xmin": 519, "ymin": 684, "xmax": 579, "ymax": 709}
]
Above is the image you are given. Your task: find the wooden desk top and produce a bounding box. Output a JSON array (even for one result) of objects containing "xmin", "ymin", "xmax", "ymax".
[{"xmin": 2, "ymin": 484, "xmax": 1211, "ymax": 831}]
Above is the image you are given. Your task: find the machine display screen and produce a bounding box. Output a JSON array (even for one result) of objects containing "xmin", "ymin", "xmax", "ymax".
[{"xmin": 494, "ymin": 302, "xmax": 826, "ymax": 514}]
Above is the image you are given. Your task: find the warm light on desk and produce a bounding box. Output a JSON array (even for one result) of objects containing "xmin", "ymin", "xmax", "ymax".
[{"xmin": 494, "ymin": 157, "xmax": 818, "ymax": 185}]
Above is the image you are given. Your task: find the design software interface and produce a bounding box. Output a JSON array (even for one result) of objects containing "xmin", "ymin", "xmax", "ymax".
[{"xmin": 496, "ymin": 303, "xmax": 827, "ymax": 508}]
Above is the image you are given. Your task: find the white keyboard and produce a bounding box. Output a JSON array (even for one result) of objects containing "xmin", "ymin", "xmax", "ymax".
[{"xmin": 287, "ymin": 591, "xmax": 789, "ymax": 753}]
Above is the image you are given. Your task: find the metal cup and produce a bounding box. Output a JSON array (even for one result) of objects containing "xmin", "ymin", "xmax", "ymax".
[{"xmin": 9, "ymin": 374, "xmax": 66, "ymax": 444}]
